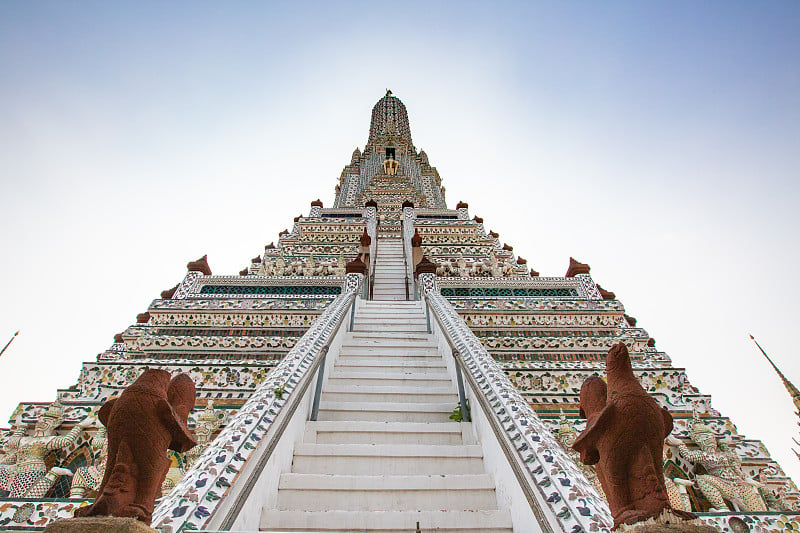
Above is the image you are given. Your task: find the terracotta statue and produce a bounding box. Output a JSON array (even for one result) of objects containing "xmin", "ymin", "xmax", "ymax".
[
  {"xmin": 0, "ymin": 402, "xmax": 93, "ymax": 498},
  {"xmin": 667, "ymin": 410, "xmax": 767, "ymax": 512},
  {"xmin": 75, "ymin": 369, "xmax": 197, "ymax": 524},
  {"xmin": 573, "ymin": 342, "xmax": 693, "ymax": 528}
]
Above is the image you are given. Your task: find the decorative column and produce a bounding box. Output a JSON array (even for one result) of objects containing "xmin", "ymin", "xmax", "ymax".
[
  {"xmin": 455, "ymin": 201, "xmax": 469, "ymax": 220},
  {"xmin": 309, "ymin": 199, "xmax": 323, "ymax": 218},
  {"xmin": 174, "ymin": 255, "xmax": 211, "ymax": 299},
  {"xmin": 363, "ymin": 201, "xmax": 378, "ymax": 265},
  {"xmin": 402, "ymin": 201, "xmax": 416, "ymax": 294},
  {"xmin": 565, "ymin": 257, "xmax": 602, "ymax": 300}
]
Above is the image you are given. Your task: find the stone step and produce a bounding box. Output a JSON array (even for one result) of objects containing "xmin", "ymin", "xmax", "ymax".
[
  {"xmin": 276, "ymin": 474, "xmax": 499, "ymax": 511},
  {"xmin": 260, "ymin": 509, "xmax": 513, "ymax": 532},
  {"xmin": 359, "ymin": 306, "xmax": 420, "ymax": 311},
  {"xmin": 351, "ymin": 323, "xmax": 426, "ymax": 332},
  {"xmin": 342, "ymin": 335, "xmax": 432, "ymax": 346},
  {"xmin": 372, "ymin": 290, "xmax": 408, "ymax": 295},
  {"xmin": 329, "ymin": 367, "xmax": 450, "ymax": 379},
  {"xmin": 338, "ymin": 345, "xmax": 440, "ymax": 356},
  {"xmin": 356, "ymin": 308, "xmax": 423, "ymax": 314},
  {"xmin": 326, "ymin": 373, "xmax": 451, "ymax": 388},
  {"xmin": 353, "ymin": 317, "xmax": 424, "ymax": 324},
  {"xmin": 334, "ymin": 359, "xmax": 446, "ymax": 372},
  {"xmin": 318, "ymin": 400, "xmax": 454, "ymax": 410},
  {"xmin": 347, "ymin": 331, "xmax": 431, "ymax": 341},
  {"xmin": 290, "ymin": 443, "xmax": 486, "ymax": 475},
  {"xmin": 321, "ymin": 383, "xmax": 456, "ymax": 395},
  {"xmin": 317, "ymin": 401, "xmax": 455, "ymax": 422},
  {"xmin": 337, "ymin": 352, "xmax": 442, "ymax": 363},
  {"xmin": 309, "ymin": 421, "xmax": 467, "ymax": 445},
  {"xmin": 340, "ymin": 339, "xmax": 436, "ymax": 348},
  {"xmin": 353, "ymin": 316, "xmax": 425, "ymax": 323},
  {"xmin": 362, "ymin": 301, "xmax": 420, "ymax": 306},
  {"xmin": 321, "ymin": 389, "xmax": 456, "ymax": 404}
]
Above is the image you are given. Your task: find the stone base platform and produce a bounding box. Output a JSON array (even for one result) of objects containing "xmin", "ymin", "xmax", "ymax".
[
  {"xmin": 621, "ymin": 525, "xmax": 720, "ymax": 533},
  {"xmin": 44, "ymin": 517, "xmax": 158, "ymax": 533},
  {"xmin": 618, "ymin": 511, "xmax": 720, "ymax": 533}
]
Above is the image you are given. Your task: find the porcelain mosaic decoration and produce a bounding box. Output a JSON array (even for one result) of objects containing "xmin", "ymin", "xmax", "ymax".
[{"xmin": 0, "ymin": 93, "xmax": 797, "ymax": 532}]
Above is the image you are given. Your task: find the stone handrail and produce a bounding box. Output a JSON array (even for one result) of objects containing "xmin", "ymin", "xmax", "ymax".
[
  {"xmin": 420, "ymin": 273, "xmax": 613, "ymax": 533},
  {"xmin": 402, "ymin": 206, "xmax": 416, "ymax": 298},
  {"xmin": 151, "ymin": 273, "xmax": 362, "ymax": 532},
  {"xmin": 365, "ymin": 206, "xmax": 377, "ymax": 299}
]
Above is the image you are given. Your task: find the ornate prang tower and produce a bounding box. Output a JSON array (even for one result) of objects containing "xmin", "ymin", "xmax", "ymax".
[
  {"xmin": 1, "ymin": 93, "xmax": 799, "ymax": 532},
  {"xmin": 334, "ymin": 90, "xmax": 446, "ymax": 211}
]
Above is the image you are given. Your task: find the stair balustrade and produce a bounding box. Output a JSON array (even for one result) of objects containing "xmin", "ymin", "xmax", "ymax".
[
  {"xmin": 152, "ymin": 273, "xmax": 362, "ymax": 533},
  {"xmin": 402, "ymin": 205, "xmax": 416, "ymax": 300},
  {"xmin": 420, "ymin": 273, "xmax": 614, "ymax": 533}
]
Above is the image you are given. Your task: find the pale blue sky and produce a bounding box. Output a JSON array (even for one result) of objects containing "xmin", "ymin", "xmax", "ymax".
[{"xmin": 1, "ymin": 2, "xmax": 799, "ymax": 481}]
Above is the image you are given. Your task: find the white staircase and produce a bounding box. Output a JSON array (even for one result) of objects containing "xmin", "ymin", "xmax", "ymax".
[
  {"xmin": 259, "ymin": 242, "xmax": 513, "ymax": 532},
  {"xmin": 371, "ymin": 236, "xmax": 408, "ymax": 301}
]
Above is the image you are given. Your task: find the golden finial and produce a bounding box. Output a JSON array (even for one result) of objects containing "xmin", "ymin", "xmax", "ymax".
[{"xmin": 386, "ymin": 89, "xmax": 393, "ymax": 97}]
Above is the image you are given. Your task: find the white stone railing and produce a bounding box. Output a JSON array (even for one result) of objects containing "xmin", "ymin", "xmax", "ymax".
[
  {"xmin": 402, "ymin": 206, "xmax": 416, "ymax": 296},
  {"xmin": 421, "ymin": 273, "xmax": 613, "ymax": 533},
  {"xmin": 695, "ymin": 512, "xmax": 798, "ymax": 532},
  {"xmin": 0, "ymin": 499, "xmax": 90, "ymax": 530},
  {"xmin": 151, "ymin": 274, "xmax": 361, "ymax": 533}
]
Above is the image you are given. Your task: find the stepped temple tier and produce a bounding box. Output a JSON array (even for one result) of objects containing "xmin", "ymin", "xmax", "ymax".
[{"xmin": 1, "ymin": 93, "xmax": 798, "ymax": 532}]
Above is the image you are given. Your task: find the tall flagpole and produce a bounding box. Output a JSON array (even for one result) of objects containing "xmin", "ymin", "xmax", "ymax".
[
  {"xmin": 0, "ymin": 330, "xmax": 19, "ymax": 358},
  {"xmin": 751, "ymin": 334, "xmax": 800, "ymax": 409},
  {"xmin": 751, "ymin": 334, "xmax": 800, "ymax": 460}
]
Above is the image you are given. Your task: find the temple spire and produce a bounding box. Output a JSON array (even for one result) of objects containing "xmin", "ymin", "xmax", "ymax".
[
  {"xmin": 750, "ymin": 334, "xmax": 800, "ymax": 459},
  {"xmin": 751, "ymin": 334, "xmax": 800, "ymax": 410}
]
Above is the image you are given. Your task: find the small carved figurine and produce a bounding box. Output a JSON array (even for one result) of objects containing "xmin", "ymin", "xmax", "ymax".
[
  {"xmin": 573, "ymin": 342, "xmax": 693, "ymax": 529},
  {"xmin": 69, "ymin": 427, "xmax": 108, "ymax": 498},
  {"xmin": 75, "ymin": 369, "xmax": 197, "ymax": 524},
  {"xmin": 667, "ymin": 409, "xmax": 767, "ymax": 512}
]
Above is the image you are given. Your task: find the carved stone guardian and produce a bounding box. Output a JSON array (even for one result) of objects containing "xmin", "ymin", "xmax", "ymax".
[
  {"xmin": 573, "ymin": 342, "xmax": 697, "ymax": 529},
  {"xmin": 74, "ymin": 369, "xmax": 197, "ymax": 525}
]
